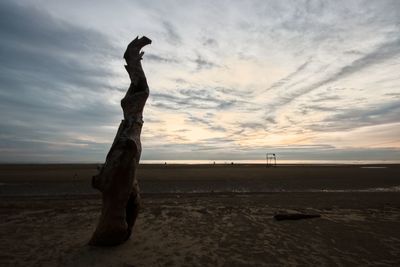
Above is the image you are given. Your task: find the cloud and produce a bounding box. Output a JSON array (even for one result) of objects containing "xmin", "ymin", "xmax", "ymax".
[
  {"xmin": 273, "ymin": 36, "xmax": 400, "ymax": 108},
  {"xmin": 151, "ymin": 88, "xmax": 242, "ymax": 110},
  {"xmin": 145, "ymin": 53, "xmax": 180, "ymax": 63},
  {"xmin": 324, "ymin": 37, "xmax": 400, "ymax": 86},
  {"xmin": 185, "ymin": 114, "xmax": 226, "ymax": 132},
  {"xmin": 238, "ymin": 122, "xmax": 266, "ymax": 131},
  {"xmin": 0, "ymin": 0, "xmax": 120, "ymax": 162},
  {"xmin": 385, "ymin": 92, "xmax": 400, "ymax": 98},
  {"xmin": 194, "ymin": 55, "xmax": 219, "ymax": 71},
  {"xmin": 202, "ymin": 38, "xmax": 218, "ymax": 47},
  {"xmin": 310, "ymin": 101, "xmax": 400, "ymax": 131},
  {"xmin": 266, "ymin": 59, "xmax": 312, "ymax": 91},
  {"xmin": 0, "ymin": 0, "xmax": 118, "ymax": 92},
  {"xmin": 162, "ymin": 21, "xmax": 182, "ymax": 45}
]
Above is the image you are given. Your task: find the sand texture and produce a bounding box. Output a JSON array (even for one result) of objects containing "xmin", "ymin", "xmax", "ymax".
[
  {"xmin": 1, "ymin": 193, "xmax": 400, "ymax": 266},
  {"xmin": 1, "ymin": 164, "xmax": 400, "ymax": 266}
]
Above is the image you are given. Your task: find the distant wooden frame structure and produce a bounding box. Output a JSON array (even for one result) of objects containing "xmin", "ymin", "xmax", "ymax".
[{"xmin": 266, "ymin": 153, "xmax": 277, "ymax": 167}]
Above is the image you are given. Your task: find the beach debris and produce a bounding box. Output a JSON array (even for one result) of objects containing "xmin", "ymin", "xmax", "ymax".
[
  {"xmin": 274, "ymin": 211, "xmax": 321, "ymax": 221},
  {"xmin": 90, "ymin": 36, "xmax": 151, "ymax": 246}
]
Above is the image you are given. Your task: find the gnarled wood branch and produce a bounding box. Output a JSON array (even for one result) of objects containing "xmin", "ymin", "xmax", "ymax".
[{"xmin": 89, "ymin": 36, "xmax": 151, "ymax": 246}]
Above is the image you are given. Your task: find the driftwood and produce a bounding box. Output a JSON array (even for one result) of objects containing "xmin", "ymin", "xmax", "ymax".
[
  {"xmin": 89, "ymin": 36, "xmax": 151, "ymax": 246},
  {"xmin": 274, "ymin": 212, "xmax": 321, "ymax": 221}
]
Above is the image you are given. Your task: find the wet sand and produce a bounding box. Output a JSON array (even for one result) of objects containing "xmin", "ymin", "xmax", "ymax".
[
  {"xmin": 1, "ymin": 164, "xmax": 400, "ymax": 266},
  {"xmin": 1, "ymin": 164, "xmax": 400, "ymax": 195}
]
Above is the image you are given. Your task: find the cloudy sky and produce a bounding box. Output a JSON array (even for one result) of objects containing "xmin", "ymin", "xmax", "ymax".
[{"xmin": 1, "ymin": 0, "xmax": 399, "ymax": 163}]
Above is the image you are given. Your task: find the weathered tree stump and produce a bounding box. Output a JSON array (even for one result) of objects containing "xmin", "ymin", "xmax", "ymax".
[{"xmin": 89, "ymin": 36, "xmax": 151, "ymax": 246}]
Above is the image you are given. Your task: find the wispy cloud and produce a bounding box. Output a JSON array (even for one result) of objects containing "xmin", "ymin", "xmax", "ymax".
[
  {"xmin": 162, "ymin": 21, "xmax": 182, "ymax": 45},
  {"xmin": 310, "ymin": 101, "xmax": 400, "ymax": 131},
  {"xmin": 266, "ymin": 59, "xmax": 312, "ymax": 92},
  {"xmin": 186, "ymin": 114, "xmax": 226, "ymax": 132},
  {"xmin": 151, "ymin": 87, "xmax": 243, "ymax": 110},
  {"xmin": 145, "ymin": 53, "xmax": 180, "ymax": 64},
  {"xmin": 194, "ymin": 55, "xmax": 219, "ymax": 71}
]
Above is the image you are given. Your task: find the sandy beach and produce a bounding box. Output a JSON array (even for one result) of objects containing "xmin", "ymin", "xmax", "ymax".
[
  {"xmin": 1, "ymin": 164, "xmax": 400, "ymax": 266},
  {"xmin": 1, "ymin": 164, "xmax": 400, "ymax": 195}
]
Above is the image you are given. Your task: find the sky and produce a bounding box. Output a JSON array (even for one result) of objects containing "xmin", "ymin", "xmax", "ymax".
[{"xmin": 0, "ymin": 0, "xmax": 400, "ymax": 163}]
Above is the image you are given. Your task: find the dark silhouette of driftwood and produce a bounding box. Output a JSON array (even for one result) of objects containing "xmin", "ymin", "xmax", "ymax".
[
  {"xmin": 89, "ymin": 36, "xmax": 151, "ymax": 246},
  {"xmin": 274, "ymin": 212, "xmax": 321, "ymax": 221}
]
